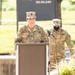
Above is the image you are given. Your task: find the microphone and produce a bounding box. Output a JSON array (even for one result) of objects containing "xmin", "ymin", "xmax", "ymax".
[
  {"xmin": 46, "ymin": 29, "xmax": 56, "ymax": 38},
  {"xmin": 50, "ymin": 32, "xmax": 56, "ymax": 39},
  {"xmin": 46, "ymin": 29, "xmax": 51, "ymax": 36}
]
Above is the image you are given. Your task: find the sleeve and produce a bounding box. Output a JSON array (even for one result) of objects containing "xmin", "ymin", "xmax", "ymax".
[
  {"xmin": 40, "ymin": 29, "xmax": 49, "ymax": 43},
  {"xmin": 15, "ymin": 28, "xmax": 24, "ymax": 43},
  {"xmin": 65, "ymin": 32, "xmax": 74, "ymax": 56}
]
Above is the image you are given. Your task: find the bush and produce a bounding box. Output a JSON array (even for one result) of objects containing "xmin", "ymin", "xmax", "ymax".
[
  {"xmin": 60, "ymin": 60, "xmax": 75, "ymax": 75},
  {"xmin": 60, "ymin": 67, "xmax": 72, "ymax": 75},
  {"xmin": 60, "ymin": 62, "xmax": 72, "ymax": 75},
  {"xmin": 2, "ymin": 6, "xmax": 16, "ymax": 11},
  {"xmin": 2, "ymin": 0, "xmax": 8, "ymax": 2},
  {"xmin": 69, "ymin": 5, "xmax": 75, "ymax": 11},
  {"xmin": 69, "ymin": 60, "xmax": 75, "ymax": 75},
  {"xmin": 7, "ymin": 6, "xmax": 16, "ymax": 11},
  {"xmin": 61, "ymin": 7, "xmax": 67, "ymax": 11}
]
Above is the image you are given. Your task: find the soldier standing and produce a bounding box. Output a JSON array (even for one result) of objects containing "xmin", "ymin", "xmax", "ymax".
[
  {"xmin": 15, "ymin": 11, "xmax": 49, "ymax": 43},
  {"xmin": 49, "ymin": 19, "xmax": 74, "ymax": 72}
]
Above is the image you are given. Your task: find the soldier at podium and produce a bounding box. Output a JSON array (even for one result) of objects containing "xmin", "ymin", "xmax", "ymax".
[{"xmin": 15, "ymin": 11, "xmax": 49, "ymax": 43}]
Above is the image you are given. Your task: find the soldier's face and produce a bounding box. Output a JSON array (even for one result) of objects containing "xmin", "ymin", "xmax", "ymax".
[
  {"xmin": 27, "ymin": 18, "xmax": 36, "ymax": 27},
  {"xmin": 53, "ymin": 21, "xmax": 60, "ymax": 31}
]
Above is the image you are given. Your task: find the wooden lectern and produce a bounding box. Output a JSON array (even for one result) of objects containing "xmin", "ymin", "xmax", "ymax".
[{"xmin": 16, "ymin": 43, "xmax": 49, "ymax": 75}]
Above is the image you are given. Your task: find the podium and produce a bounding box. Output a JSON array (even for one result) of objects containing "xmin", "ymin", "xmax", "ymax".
[{"xmin": 16, "ymin": 43, "xmax": 49, "ymax": 75}]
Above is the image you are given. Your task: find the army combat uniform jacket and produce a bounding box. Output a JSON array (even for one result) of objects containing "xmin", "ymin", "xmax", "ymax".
[
  {"xmin": 49, "ymin": 28, "xmax": 74, "ymax": 71},
  {"xmin": 15, "ymin": 25, "xmax": 49, "ymax": 43}
]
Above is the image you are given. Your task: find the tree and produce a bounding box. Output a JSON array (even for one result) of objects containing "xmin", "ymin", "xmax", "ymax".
[
  {"xmin": 56, "ymin": 0, "xmax": 75, "ymax": 19},
  {"xmin": 56, "ymin": 0, "xmax": 63, "ymax": 19},
  {"xmin": 55, "ymin": 0, "xmax": 63, "ymax": 26}
]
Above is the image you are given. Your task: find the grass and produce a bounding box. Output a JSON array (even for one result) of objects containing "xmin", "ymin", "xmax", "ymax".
[
  {"xmin": 0, "ymin": 25, "xmax": 16, "ymax": 53},
  {"xmin": 61, "ymin": 11, "xmax": 75, "ymax": 20},
  {"xmin": 1, "ymin": 10, "xmax": 75, "ymax": 24},
  {"xmin": 2, "ymin": 11, "xmax": 16, "ymax": 19},
  {"xmin": 0, "ymin": 10, "xmax": 75, "ymax": 53},
  {"xmin": 61, "ymin": 11, "xmax": 75, "ymax": 25},
  {"xmin": 0, "ymin": 23, "xmax": 75, "ymax": 53}
]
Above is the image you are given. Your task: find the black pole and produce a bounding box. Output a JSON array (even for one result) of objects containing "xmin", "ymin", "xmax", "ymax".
[{"xmin": 16, "ymin": 20, "xmax": 19, "ymax": 33}]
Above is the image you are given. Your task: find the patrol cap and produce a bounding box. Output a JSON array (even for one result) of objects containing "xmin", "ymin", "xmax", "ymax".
[
  {"xmin": 26, "ymin": 11, "xmax": 36, "ymax": 19},
  {"xmin": 52, "ymin": 18, "xmax": 61, "ymax": 26}
]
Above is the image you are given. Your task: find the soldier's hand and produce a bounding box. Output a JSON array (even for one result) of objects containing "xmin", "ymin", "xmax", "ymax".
[{"xmin": 71, "ymin": 54, "xmax": 75, "ymax": 59}]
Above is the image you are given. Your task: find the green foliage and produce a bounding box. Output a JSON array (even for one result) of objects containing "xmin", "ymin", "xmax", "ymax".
[
  {"xmin": 71, "ymin": 1, "xmax": 75, "ymax": 5},
  {"xmin": 2, "ymin": 0, "xmax": 8, "ymax": 2},
  {"xmin": 6, "ymin": 6, "xmax": 16, "ymax": 11},
  {"xmin": 61, "ymin": 7, "xmax": 66, "ymax": 11},
  {"xmin": 69, "ymin": 60, "xmax": 75, "ymax": 75},
  {"xmin": 60, "ymin": 62, "xmax": 72, "ymax": 75},
  {"xmin": 2, "ymin": 6, "xmax": 16, "ymax": 11},
  {"xmin": 60, "ymin": 60, "xmax": 75, "ymax": 75},
  {"xmin": 2, "ymin": 1, "xmax": 16, "ymax": 11},
  {"xmin": 61, "ymin": 0, "xmax": 75, "ymax": 11},
  {"xmin": 68, "ymin": 5, "xmax": 75, "ymax": 10},
  {"xmin": 73, "ymin": 40, "xmax": 75, "ymax": 45},
  {"xmin": 60, "ymin": 67, "xmax": 72, "ymax": 75}
]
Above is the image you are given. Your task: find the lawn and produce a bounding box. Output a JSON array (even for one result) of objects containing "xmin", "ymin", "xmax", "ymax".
[
  {"xmin": 0, "ymin": 10, "xmax": 75, "ymax": 53},
  {"xmin": 0, "ymin": 25, "xmax": 16, "ymax": 53},
  {"xmin": 0, "ymin": 23, "xmax": 75, "ymax": 53}
]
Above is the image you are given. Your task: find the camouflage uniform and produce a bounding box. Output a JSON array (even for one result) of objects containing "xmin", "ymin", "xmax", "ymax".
[
  {"xmin": 49, "ymin": 19, "xmax": 74, "ymax": 71},
  {"xmin": 15, "ymin": 25, "xmax": 49, "ymax": 43},
  {"xmin": 15, "ymin": 11, "xmax": 49, "ymax": 43}
]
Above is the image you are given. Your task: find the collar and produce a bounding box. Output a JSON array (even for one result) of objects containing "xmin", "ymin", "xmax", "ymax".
[{"xmin": 26, "ymin": 25, "xmax": 38, "ymax": 32}]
